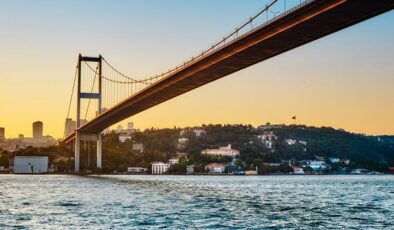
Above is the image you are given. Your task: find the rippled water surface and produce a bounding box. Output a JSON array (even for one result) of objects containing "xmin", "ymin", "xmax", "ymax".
[{"xmin": 0, "ymin": 175, "xmax": 393, "ymax": 229}]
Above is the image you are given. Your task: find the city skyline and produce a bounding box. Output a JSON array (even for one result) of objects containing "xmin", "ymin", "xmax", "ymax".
[{"xmin": 0, "ymin": 0, "xmax": 393, "ymax": 138}]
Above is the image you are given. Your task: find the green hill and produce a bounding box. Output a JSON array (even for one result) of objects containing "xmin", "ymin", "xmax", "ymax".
[{"xmin": 262, "ymin": 125, "xmax": 394, "ymax": 169}]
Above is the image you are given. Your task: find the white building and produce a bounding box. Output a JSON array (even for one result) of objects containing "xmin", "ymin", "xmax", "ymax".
[
  {"xmin": 257, "ymin": 131, "xmax": 277, "ymax": 149},
  {"xmin": 151, "ymin": 162, "xmax": 171, "ymax": 175},
  {"xmin": 306, "ymin": 160, "xmax": 327, "ymax": 170},
  {"xmin": 180, "ymin": 129, "xmax": 206, "ymax": 137},
  {"xmin": 126, "ymin": 122, "xmax": 137, "ymax": 134},
  {"xmin": 285, "ymin": 139, "xmax": 297, "ymax": 145},
  {"xmin": 205, "ymin": 163, "xmax": 225, "ymax": 174},
  {"xmin": 119, "ymin": 133, "xmax": 131, "ymax": 143},
  {"xmin": 187, "ymin": 165, "xmax": 194, "ymax": 174},
  {"xmin": 293, "ymin": 167, "xmax": 305, "ymax": 175},
  {"xmin": 178, "ymin": 137, "xmax": 189, "ymax": 144},
  {"xmin": 132, "ymin": 143, "xmax": 144, "ymax": 152},
  {"xmin": 127, "ymin": 167, "xmax": 147, "ymax": 174},
  {"xmin": 201, "ymin": 144, "xmax": 240, "ymax": 158},
  {"xmin": 328, "ymin": 157, "xmax": 340, "ymax": 164},
  {"xmin": 14, "ymin": 156, "xmax": 48, "ymax": 174},
  {"xmin": 177, "ymin": 137, "xmax": 189, "ymax": 149},
  {"xmin": 299, "ymin": 141, "xmax": 308, "ymax": 145},
  {"xmin": 193, "ymin": 129, "xmax": 206, "ymax": 137},
  {"xmin": 168, "ymin": 158, "xmax": 179, "ymax": 165}
]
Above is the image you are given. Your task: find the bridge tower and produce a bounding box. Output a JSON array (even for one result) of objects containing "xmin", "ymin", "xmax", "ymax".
[{"xmin": 75, "ymin": 54, "xmax": 103, "ymax": 173}]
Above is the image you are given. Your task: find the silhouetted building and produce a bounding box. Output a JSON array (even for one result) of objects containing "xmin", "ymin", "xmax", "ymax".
[
  {"xmin": 127, "ymin": 122, "xmax": 134, "ymax": 130},
  {"xmin": 0, "ymin": 127, "xmax": 4, "ymax": 140},
  {"xmin": 64, "ymin": 118, "xmax": 76, "ymax": 137},
  {"xmin": 33, "ymin": 121, "xmax": 43, "ymax": 139}
]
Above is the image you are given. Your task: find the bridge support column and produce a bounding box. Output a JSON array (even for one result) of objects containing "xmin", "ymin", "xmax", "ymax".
[
  {"xmin": 75, "ymin": 131, "xmax": 81, "ymax": 173},
  {"xmin": 97, "ymin": 132, "xmax": 102, "ymax": 169}
]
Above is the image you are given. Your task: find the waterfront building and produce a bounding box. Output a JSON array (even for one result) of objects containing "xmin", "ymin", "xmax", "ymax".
[
  {"xmin": 245, "ymin": 170, "xmax": 258, "ymax": 175},
  {"xmin": 127, "ymin": 167, "xmax": 147, "ymax": 174},
  {"xmin": 201, "ymin": 144, "xmax": 240, "ymax": 158},
  {"xmin": 0, "ymin": 166, "xmax": 9, "ymax": 173},
  {"xmin": 350, "ymin": 169, "xmax": 369, "ymax": 174},
  {"xmin": 32, "ymin": 121, "xmax": 43, "ymax": 139},
  {"xmin": 186, "ymin": 165, "xmax": 194, "ymax": 174},
  {"xmin": 205, "ymin": 163, "xmax": 226, "ymax": 174},
  {"xmin": 168, "ymin": 158, "xmax": 179, "ymax": 165},
  {"xmin": 225, "ymin": 163, "xmax": 245, "ymax": 175},
  {"xmin": 151, "ymin": 162, "xmax": 170, "ymax": 174},
  {"xmin": 293, "ymin": 167, "xmax": 305, "ymax": 174},
  {"xmin": 306, "ymin": 160, "xmax": 327, "ymax": 170},
  {"xmin": 14, "ymin": 156, "xmax": 48, "ymax": 174}
]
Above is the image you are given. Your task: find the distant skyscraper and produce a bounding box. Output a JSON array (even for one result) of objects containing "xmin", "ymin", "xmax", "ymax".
[
  {"xmin": 96, "ymin": 107, "xmax": 108, "ymax": 117},
  {"xmin": 0, "ymin": 127, "xmax": 4, "ymax": 140},
  {"xmin": 33, "ymin": 121, "xmax": 43, "ymax": 139},
  {"xmin": 80, "ymin": 119, "xmax": 88, "ymax": 127},
  {"xmin": 115, "ymin": 125, "xmax": 124, "ymax": 133},
  {"xmin": 127, "ymin": 122, "xmax": 134, "ymax": 130},
  {"xmin": 64, "ymin": 118, "xmax": 76, "ymax": 137}
]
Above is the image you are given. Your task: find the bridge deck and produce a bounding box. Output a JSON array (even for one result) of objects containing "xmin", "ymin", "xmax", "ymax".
[{"xmin": 63, "ymin": 0, "xmax": 394, "ymax": 143}]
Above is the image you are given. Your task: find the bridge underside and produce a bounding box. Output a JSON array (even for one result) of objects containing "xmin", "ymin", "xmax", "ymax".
[{"xmin": 63, "ymin": 0, "xmax": 394, "ymax": 144}]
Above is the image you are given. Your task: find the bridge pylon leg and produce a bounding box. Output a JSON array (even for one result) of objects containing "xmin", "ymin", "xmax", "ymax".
[
  {"xmin": 97, "ymin": 132, "xmax": 102, "ymax": 169},
  {"xmin": 75, "ymin": 131, "xmax": 80, "ymax": 173}
]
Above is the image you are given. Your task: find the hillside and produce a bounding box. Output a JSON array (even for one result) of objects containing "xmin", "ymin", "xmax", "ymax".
[
  {"xmin": 2, "ymin": 124, "xmax": 393, "ymax": 173},
  {"xmin": 263, "ymin": 125, "xmax": 394, "ymax": 169}
]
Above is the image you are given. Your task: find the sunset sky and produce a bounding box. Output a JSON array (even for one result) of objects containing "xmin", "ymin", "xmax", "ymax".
[{"xmin": 0, "ymin": 0, "xmax": 393, "ymax": 138}]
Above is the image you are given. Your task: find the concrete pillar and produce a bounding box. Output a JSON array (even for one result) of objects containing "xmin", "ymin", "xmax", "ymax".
[
  {"xmin": 97, "ymin": 132, "xmax": 102, "ymax": 169},
  {"xmin": 75, "ymin": 132, "xmax": 80, "ymax": 173}
]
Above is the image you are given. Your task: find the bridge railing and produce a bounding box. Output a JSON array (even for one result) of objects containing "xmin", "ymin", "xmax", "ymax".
[{"xmin": 143, "ymin": 0, "xmax": 313, "ymax": 86}]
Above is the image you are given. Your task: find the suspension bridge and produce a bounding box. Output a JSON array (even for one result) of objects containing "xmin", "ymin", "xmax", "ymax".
[{"xmin": 62, "ymin": 0, "xmax": 394, "ymax": 172}]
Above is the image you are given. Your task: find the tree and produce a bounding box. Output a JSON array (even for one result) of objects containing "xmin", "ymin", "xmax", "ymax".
[
  {"xmin": 169, "ymin": 163, "xmax": 187, "ymax": 174},
  {"xmin": 0, "ymin": 155, "xmax": 9, "ymax": 168}
]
